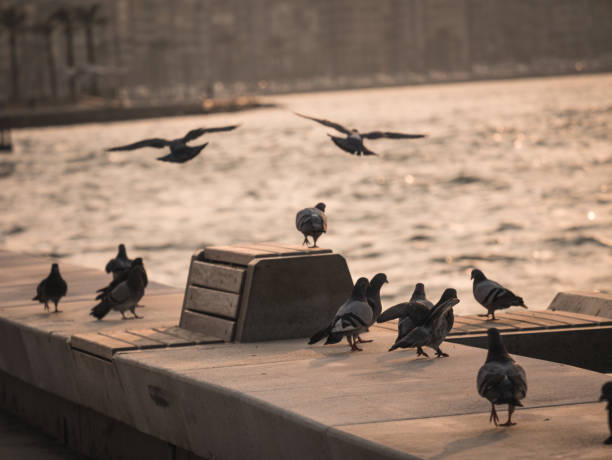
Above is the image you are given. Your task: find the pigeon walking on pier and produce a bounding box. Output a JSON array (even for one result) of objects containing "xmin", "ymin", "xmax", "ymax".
[
  {"xmin": 96, "ymin": 257, "xmax": 148, "ymax": 301},
  {"xmin": 388, "ymin": 288, "xmax": 459, "ymax": 357},
  {"xmin": 106, "ymin": 125, "xmax": 239, "ymax": 163},
  {"xmin": 471, "ymin": 269, "xmax": 527, "ymax": 320},
  {"xmin": 90, "ymin": 258, "xmax": 147, "ymax": 320},
  {"xmin": 32, "ymin": 263, "xmax": 67, "ymax": 313},
  {"xmin": 294, "ymin": 112, "xmax": 425, "ymax": 156},
  {"xmin": 600, "ymin": 381, "xmax": 612, "ymax": 444},
  {"xmin": 296, "ymin": 202, "xmax": 327, "ymax": 248},
  {"xmin": 105, "ymin": 244, "xmax": 132, "ymax": 280},
  {"xmin": 477, "ymin": 328, "xmax": 527, "ymax": 426},
  {"xmin": 308, "ymin": 278, "xmax": 375, "ymax": 351}
]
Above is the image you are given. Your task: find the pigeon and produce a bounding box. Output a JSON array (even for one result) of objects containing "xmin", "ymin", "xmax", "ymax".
[
  {"xmin": 471, "ymin": 269, "xmax": 528, "ymax": 320},
  {"xmin": 96, "ymin": 257, "xmax": 148, "ymax": 301},
  {"xmin": 308, "ymin": 277, "xmax": 374, "ymax": 351},
  {"xmin": 477, "ymin": 328, "xmax": 527, "ymax": 426},
  {"xmin": 366, "ymin": 273, "xmax": 388, "ymax": 323},
  {"xmin": 106, "ymin": 125, "xmax": 239, "ymax": 163},
  {"xmin": 90, "ymin": 258, "xmax": 147, "ymax": 320},
  {"xmin": 295, "ymin": 112, "xmax": 425, "ymax": 156},
  {"xmin": 388, "ymin": 288, "xmax": 459, "ymax": 357},
  {"xmin": 295, "ymin": 202, "xmax": 327, "ymax": 248},
  {"xmin": 32, "ymin": 263, "xmax": 67, "ymax": 313},
  {"xmin": 600, "ymin": 381, "xmax": 612, "ymax": 444},
  {"xmin": 105, "ymin": 244, "xmax": 132, "ymax": 280}
]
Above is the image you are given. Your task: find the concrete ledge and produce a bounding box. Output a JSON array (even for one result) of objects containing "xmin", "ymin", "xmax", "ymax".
[{"xmin": 549, "ymin": 291, "xmax": 612, "ymax": 318}]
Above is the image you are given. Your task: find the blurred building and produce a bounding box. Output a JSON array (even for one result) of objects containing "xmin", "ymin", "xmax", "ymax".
[{"xmin": 1, "ymin": 0, "xmax": 611, "ymax": 106}]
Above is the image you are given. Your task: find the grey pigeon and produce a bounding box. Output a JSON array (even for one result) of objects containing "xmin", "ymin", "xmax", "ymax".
[
  {"xmin": 296, "ymin": 202, "xmax": 327, "ymax": 248},
  {"xmin": 477, "ymin": 328, "xmax": 527, "ymax": 426},
  {"xmin": 366, "ymin": 273, "xmax": 388, "ymax": 323},
  {"xmin": 90, "ymin": 258, "xmax": 147, "ymax": 320},
  {"xmin": 308, "ymin": 278, "xmax": 374, "ymax": 351},
  {"xmin": 600, "ymin": 381, "xmax": 612, "ymax": 444},
  {"xmin": 106, "ymin": 125, "xmax": 239, "ymax": 163},
  {"xmin": 471, "ymin": 269, "xmax": 527, "ymax": 320},
  {"xmin": 105, "ymin": 243, "xmax": 132, "ymax": 280},
  {"xmin": 32, "ymin": 263, "xmax": 67, "ymax": 313},
  {"xmin": 96, "ymin": 257, "xmax": 148, "ymax": 301},
  {"xmin": 388, "ymin": 288, "xmax": 459, "ymax": 357},
  {"xmin": 295, "ymin": 112, "xmax": 425, "ymax": 156},
  {"xmin": 378, "ymin": 283, "xmax": 434, "ymax": 357}
]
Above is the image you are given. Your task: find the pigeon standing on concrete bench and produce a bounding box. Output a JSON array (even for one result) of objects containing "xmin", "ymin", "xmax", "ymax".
[
  {"xmin": 32, "ymin": 263, "xmax": 67, "ymax": 313},
  {"xmin": 471, "ymin": 269, "xmax": 527, "ymax": 320},
  {"xmin": 477, "ymin": 328, "xmax": 527, "ymax": 426},
  {"xmin": 388, "ymin": 288, "xmax": 459, "ymax": 357},
  {"xmin": 91, "ymin": 258, "xmax": 147, "ymax": 320},
  {"xmin": 600, "ymin": 382, "xmax": 612, "ymax": 444},
  {"xmin": 308, "ymin": 277, "xmax": 374, "ymax": 351},
  {"xmin": 105, "ymin": 243, "xmax": 132, "ymax": 280},
  {"xmin": 96, "ymin": 257, "xmax": 148, "ymax": 301},
  {"xmin": 296, "ymin": 202, "xmax": 327, "ymax": 248}
]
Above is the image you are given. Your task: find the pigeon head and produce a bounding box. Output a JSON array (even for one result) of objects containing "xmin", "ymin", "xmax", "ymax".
[
  {"xmin": 470, "ymin": 269, "xmax": 486, "ymax": 282},
  {"xmin": 485, "ymin": 328, "xmax": 512, "ymax": 363},
  {"xmin": 51, "ymin": 263, "xmax": 59, "ymax": 271},
  {"xmin": 352, "ymin": 277, "xmax": 369, "ymax": 299},
  {"xmin": 601, "ymin": 382, "xmax": 612, "ymax": 402},
  {"xmin": 315, "ymin": 202, "xmax": 326, "ymax": 212},
  {"xmin": 131, "ymin": 258, "xmax": 143, "ymax": 267},
  {"xmin": 439, "ymin": 288, "xmax": 458, "ymax": 303},
  {"xmin": 369, "ymin": 273, "xmax": 388, "ymax": 290},
  {"xmin": 413, "ymin": 283, "xmax": 425, "ymax": 296},
  {"xmin": 118, "ymin": 244, "xmax": 127, "ymax": 257}
]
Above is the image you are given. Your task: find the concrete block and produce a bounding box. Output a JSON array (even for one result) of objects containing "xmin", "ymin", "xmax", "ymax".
[
  {"xmin": 0, "ymin": 317, "xmax": 33, "ymax": 383},
  {"xmin": 185, "ymin": 285, "xmax": 241, "ymax": 318},
  {"xmin": 235, "ymin": 253, "xmax": 353, "ymax": 342},
  {"xmin": 179, "ymin": 310, "xmax": 235, "ymax": 341},
  {"xmin": 549, "ymin": 291, "xmax": 612, "ymax": 318}
]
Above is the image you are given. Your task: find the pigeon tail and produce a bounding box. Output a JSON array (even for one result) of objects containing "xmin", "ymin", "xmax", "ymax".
[
  {"xmin": 324, "ymin": 332, "xmax": 344, "ymax": 345},
  {"xmin": 309, "ymin": 325, "xmax": 332, "ymax": 345},
  {"xmin": 90, "ymin": 301, "xmax": 112, "ymax": 320}
]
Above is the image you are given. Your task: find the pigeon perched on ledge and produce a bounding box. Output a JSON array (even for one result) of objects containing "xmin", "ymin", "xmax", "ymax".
[
  {"xmin": 600, "ymin": 381, "xmax": 612, "ymax": 444},
  {"xmin": 105, "ymin": 243, "xmax": 132, "ymax": 280},
  {"xmin": 296, "ymin": 202, "xmax": 327, "ymax": 248},
  {"xmin": 471, "ymin": 269, "xmax": 527, "ymax": 320},
  {"xmin": 32, "ymin": 263, "xmax": 67, "ymax": 313},
  {"xmin": 477, "ymin": 328, "xmax": 527, "ymax": 426},
  {"xmin": 295, "ymin": 112, "xmax": 425, "ymax": 156},
  {"xmin": 308, "ymin": 277, "xmax": 374, "ymax": 352},
  {"xmin": 106, "ymin": 125, "xmax": 239, "ymax": 163},
  {"xmin": 91, "ymin": 258, "xmax": 147, "ymax": 320}
]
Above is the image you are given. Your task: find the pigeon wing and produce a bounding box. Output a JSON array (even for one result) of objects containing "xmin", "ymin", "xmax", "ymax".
[
  {"xmin": 474, "ymin": 278, "xmax": 504, "ymax": 306},
  {"xmin": 182, "ymin": 125, "xmax": 240, "ymax": 142},
  {"xmin": 331, "ymin": 300, "xmax": 373, "ymax": 333},
  {"xmin": 106, "ymin": 138, "xmax": 170, "ymax": 151},
  {"xmin": 294, "ymin": 112, "xmax": 351, "ymax": 135},
  {"xmin": 378, "ymin": 301, "xmax": 429, "ymax": 323},
  {"xmin": 361, "ymin": 131, "xmax": 426, "ymax": 140}
]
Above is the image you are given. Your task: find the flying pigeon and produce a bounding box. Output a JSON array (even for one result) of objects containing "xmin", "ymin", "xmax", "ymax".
[
  {"xmin": 471, "ymin": 269, "xmax": 527, "ymax": 320},
  {"xmin": 388, "ymin": 288, "xmax": 459, "ymax": 357},
  {"xmin": 105, "ymin": 243, "xmax": 132, "ymax": 280},
  {"xmin": 32, "ymin": 263, "xmax": 67, "ymax": 313},
  {"xmin": 96, "ymin": 257, "xmax": 148, "ymax": 301},
  {"xmin": 477, "ymin": 328, "xmax": 527, "ymax": 426},
  {"xmin": 90, "ymin": 258, "xmax": 147, "ymax": 320},
  {"xmin": 295, "ymin": 112, "xmax": 425, "ymax": 156},
  {"xmin": 106, "ymin": 125, "xmax": 239, "ymax": 163},
  {"xmin": 600, "ymin": 381, "xmax": 612, "ymax": 444},
  {"xmin": 308, "ymin": 278, "xmax": 374, "ymax": 351},
  {"xmin": 296, "ymin": 202, "xmax": 327, "ymax": 248}
]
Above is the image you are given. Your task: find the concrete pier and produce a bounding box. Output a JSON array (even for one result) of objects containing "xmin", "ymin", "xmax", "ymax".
[{"xmin": 0, "ymin": 249, "xmax": 611, "ymax": 459}]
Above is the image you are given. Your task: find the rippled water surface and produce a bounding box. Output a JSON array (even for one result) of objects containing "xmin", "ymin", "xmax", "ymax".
[{"xmin": 2, "ymin": 74, "xmax": 611, "ymax": 314}]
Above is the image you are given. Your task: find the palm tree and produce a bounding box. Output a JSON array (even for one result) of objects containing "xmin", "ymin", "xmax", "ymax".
[
  {"xmin": 74, "ymin": 4, "xmax": 106, "ymax": 96},
  {"xmin": 0, "ymin": 5, "xmax": 27, "ymax": 103}
]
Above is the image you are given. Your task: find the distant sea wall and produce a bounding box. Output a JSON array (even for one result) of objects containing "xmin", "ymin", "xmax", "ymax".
[{"xmin": 1, "ymin": 0, "xmax": 612, "ymax": 106}]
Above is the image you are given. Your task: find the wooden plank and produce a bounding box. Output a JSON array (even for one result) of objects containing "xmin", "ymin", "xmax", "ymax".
[
  {"xmin": 501, "ymin": 311, "xmax": 568, "ymax": 327},
  {"xmin": 186, "ymin": 285, "xmax": 241, "ymax": 319},
  {"xmin": 70, "ymin": 333, "xmax": 135, "ymax": 360},
  {"xmin": 527, "ymin": 310, "xmax": 587, "ymax": 325},
  {"xmin": 155, "ymin": 326, "xmax": 223, "ymax": 344},
  {"xmin": 99, "ymin": 330, "xmax": 166, "ymax": 349},
  {"xmin": 180, "ymin": 310, "xmax": 235, "ymax": 341},
  {"xmin": 545, "ymin": 309, "xmax": 612, "ymax": 325},
  {"xmin": 455, "ymin": 315, "xmax": 519, "ymax": 330},
  {"xmin": 126, "ymin": 328, "xmax": 192, "ymax": 346},
  {"xmin": 189, "ymin": 261, "xmax": 245, "ymax": 293},
  {"xmin": 204, "ymin": 246, "xmax": 278, "ymax": 266},
  {"xmin": 259, "ymin": 243, "xmax": 332, "ymax": 255}
]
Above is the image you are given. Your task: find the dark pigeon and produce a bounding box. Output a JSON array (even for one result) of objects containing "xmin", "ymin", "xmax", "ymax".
[
  {"xmin": 471, "ymin": 269, "xmax": 527, "ymax": 320},
  {"xmin": 96, "ymin": 257, "xmax": 148, "ymax": 301},
  {"xmin": 32, "ymin": 263, "xmax": 67, "ymax": 313},
  {"xmin": 388, "ymin": 288, "xmax": 459, "ymax": 357},
  {"xmin": 600, "ymin": 381, "xmax": 612, "ymax": 444},
  {"xmin": 295, "ymin": 112, "xmax": 425, "ymax": 156},
  {"xmin": 90, "ymin": 258, "xmax": 147, "ymax": 320},
  {"xmin": 106, "ymin": 125, "xmax": 239, "ymax": 163},
  {"xmin": 296, "ymin": 202, "xmax": 327, "ymax": 248},
  {"xmin": 366, "ymin": 273, "xmax": 388, "ymax": 323},
  {"xmin": 477, "ymin": 328, "xmax": 527, "ymax": 426},
  {"xmin": 308, "ymin": 278, "xmax": 374, "ymax": 352},
  {"xmin": 105, "ymin": 243, "xmax": 132, "ymax": 280}
]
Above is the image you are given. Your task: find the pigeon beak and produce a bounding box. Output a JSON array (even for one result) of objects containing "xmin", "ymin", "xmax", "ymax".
[{"xmin": 385, "ymin": 280, "xmax": 389, "ymax": 284}]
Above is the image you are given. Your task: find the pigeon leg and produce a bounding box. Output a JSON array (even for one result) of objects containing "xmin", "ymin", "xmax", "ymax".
[
  {"xmin": 348, "ymin": 335, "xmax": 363, "ymax": 352},
  {"xmin": 53, "ymin": 300, "xmax": 61, "ymax": 313},
  {"xmin": 416, "ymin": 347, "xmax": 429, "ymax": 358},
  {"xmin": 499, "ymin": 404, "xmax": 517, "ymax": 427},
  {"xmin": 120, "ymin": 311, "xmax": 130, "ymax": 320},
  {"xmin": 130, "ymin": 307, "xmax": 143, "ymax": 319},
  {"xmin": 302, "ymin": 236, "xmax": 310, "ymax": 247},
  {"xmin": 356, "ymin": 335, "xmax": 373, "ymax": 343},
  {"xmin": 489, "ymin": 403, "xmax": 499, "ymax": 426},
  {"xmin": 435, "ymin": 347, "xmax": 449, "ymax": 358},
  {"xmin": 312, "ymin": 234, "xmax": 319, "ymax": 248}
]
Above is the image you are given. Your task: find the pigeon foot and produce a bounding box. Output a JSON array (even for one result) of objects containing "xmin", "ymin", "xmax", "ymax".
[
  {"xmin": 416, "ymin": 348, "xmax": 429, "ymax": 358},
  {"xmin": 498, "ymin": 421, "xmax": 516, "ymax": 427},
  {"xmin": 350, "ymin": 343, "xmax": 363, "ymax": 352},
  {"xmin": 604, "ymin": 436, "xmax": 612, "ymax": 445},
  {"xmin": 356, "ymin": 336, "xmax": 373, "ymax": 343},
  {"xmin": 489, "ymin": 404, "xmax": 499, "ymax": 426},
  {"xmin": 435, "ymin": 350, "xmax": 449, "ymax": 358}
]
